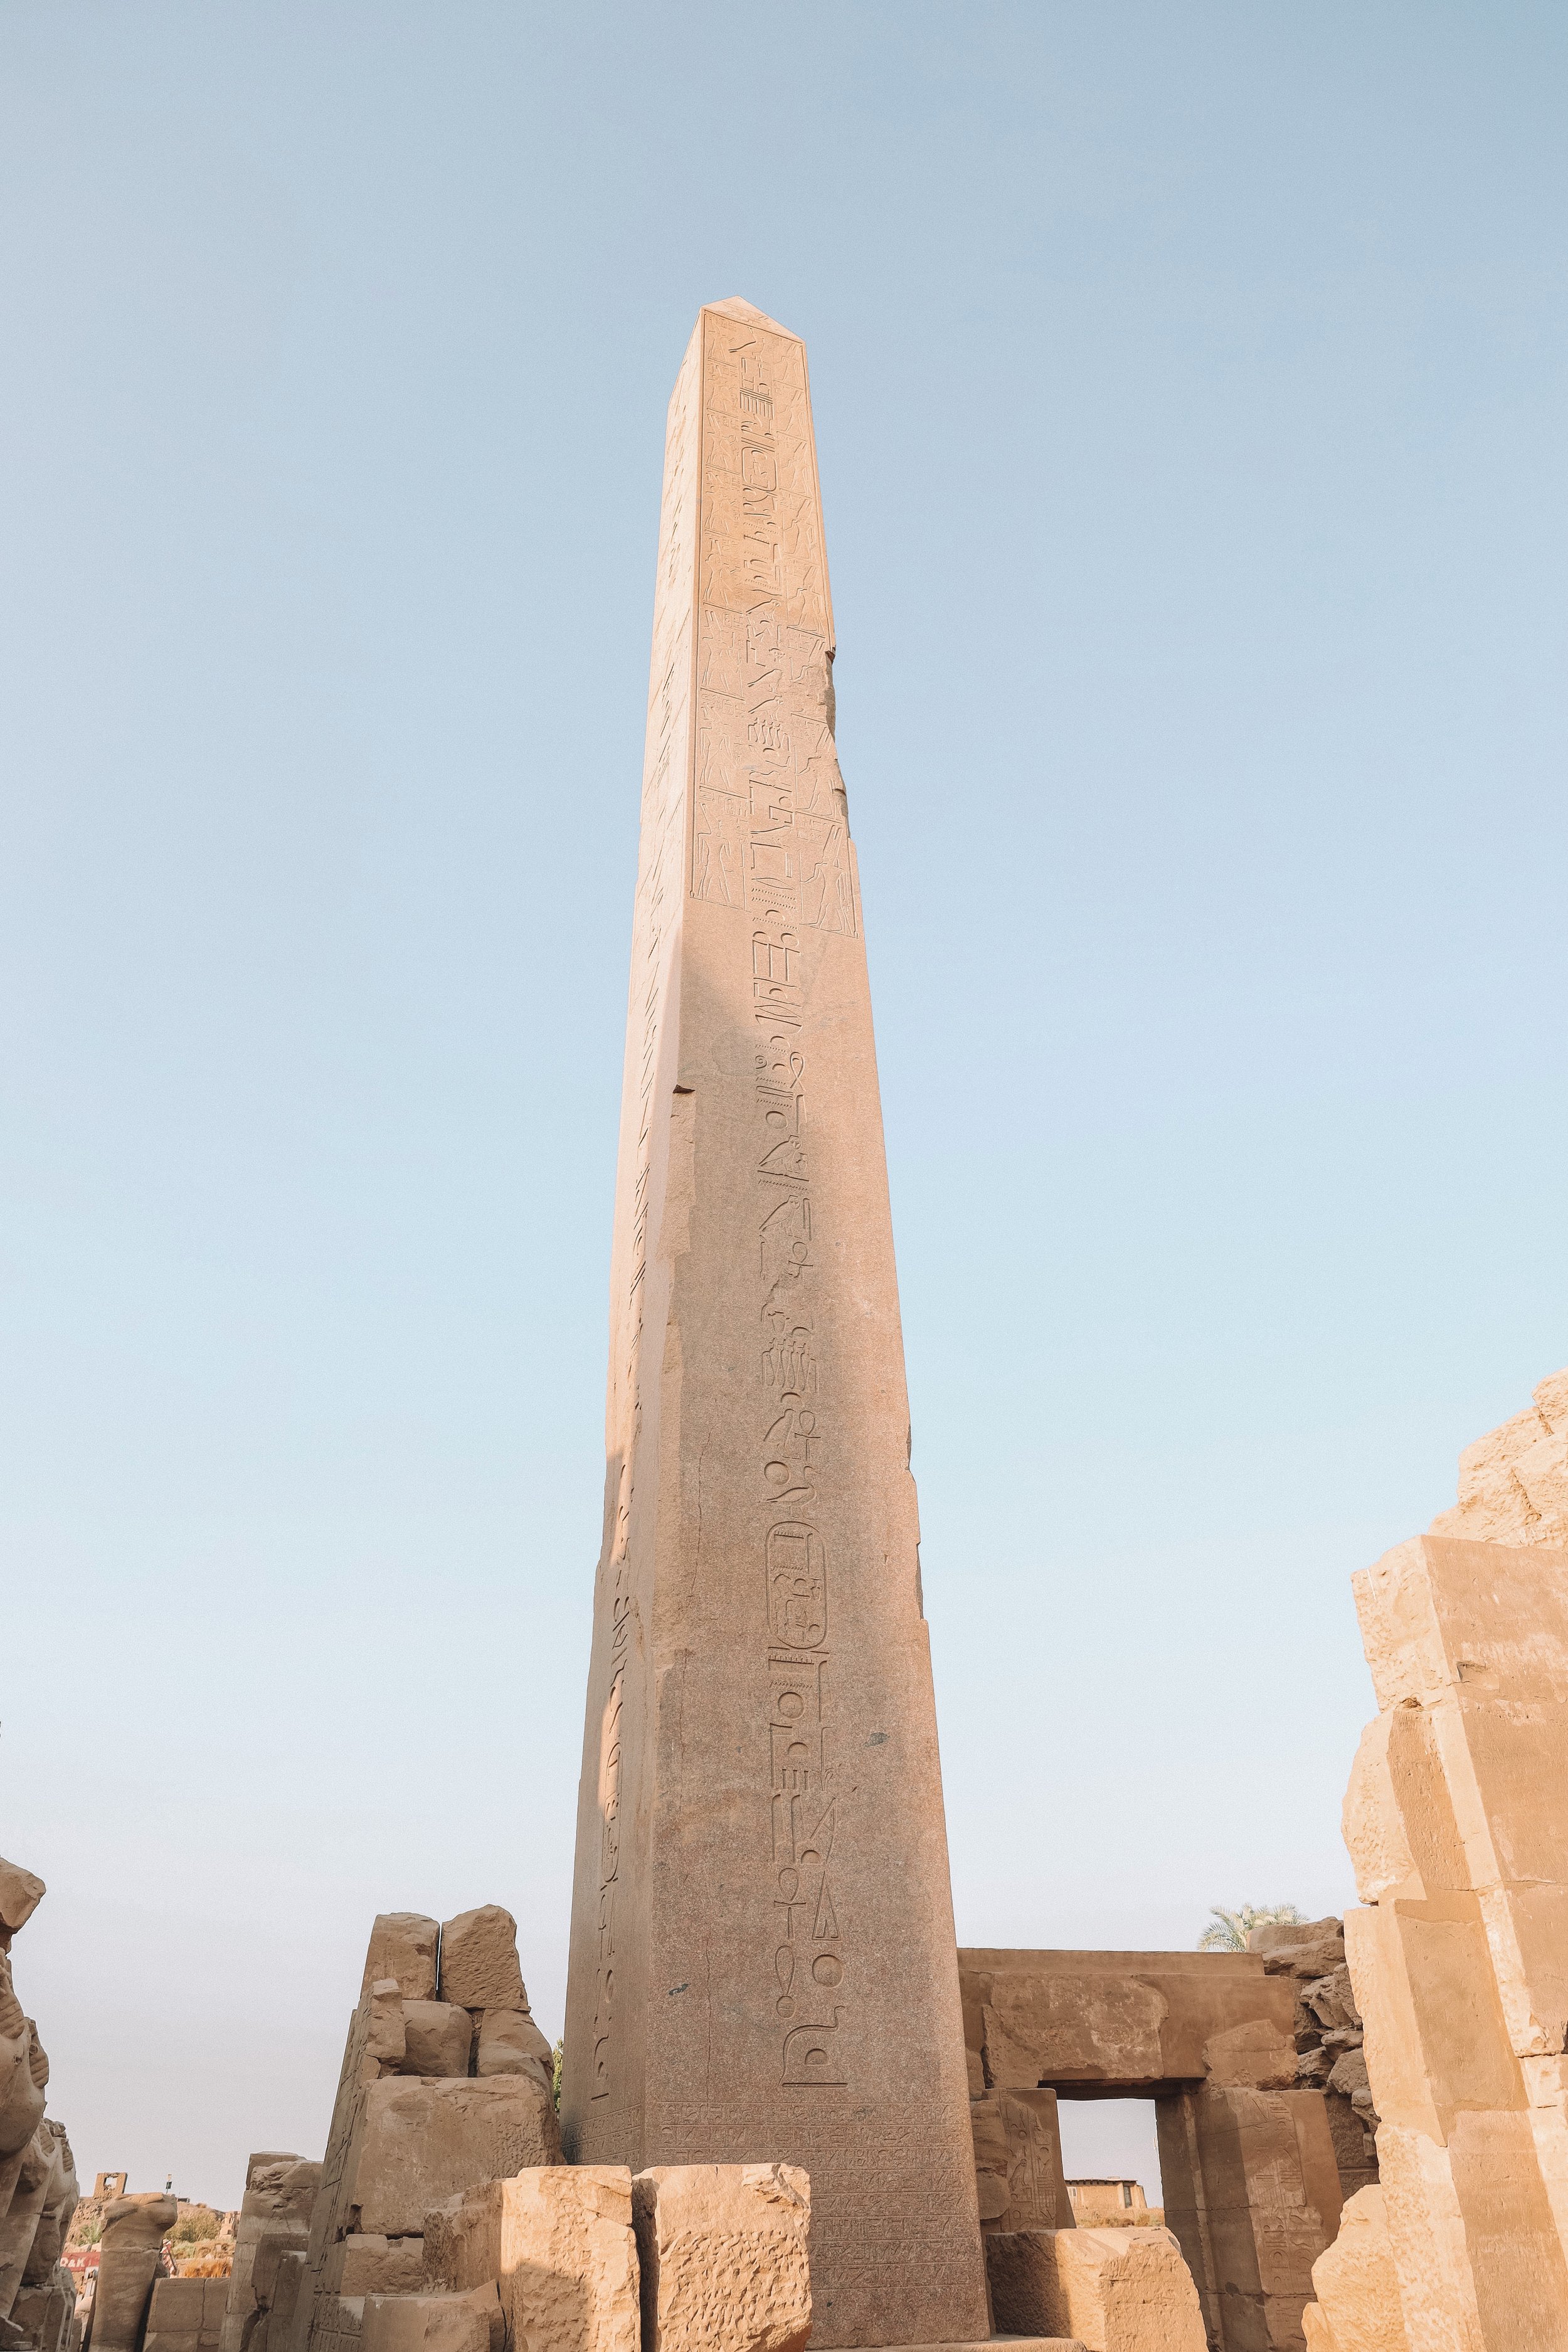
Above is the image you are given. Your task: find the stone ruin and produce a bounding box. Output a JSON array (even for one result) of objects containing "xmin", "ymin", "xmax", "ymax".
[
  {"xmin": 963, "ymin": 1926, "xmax": 1375, "ymax": 2348},
  {"xmin": 0, "ymin": 1858, "xmax": 80, "ymax": 2352},
  {"xmin": 1300, "ymin": 1368, "xmax": 1568, "ymax": 2348},
  {"xmin": 21, "ymin": 307, "xmax": 1568, "ymax": 2352}
]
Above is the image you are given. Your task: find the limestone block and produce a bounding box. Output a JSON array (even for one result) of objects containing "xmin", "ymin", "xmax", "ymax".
[
  {"xmin": 329, "ymin": 2243, "xmax": 426, "ymax": 2299},
  {"xmin": 92, "ymin": 2196, "xmax": 178, "ymax": 2352},
  {"xmin": 424, "ymin": 2169, "xmax": 638, "ymax": 2352},
  {"xmin": 970, "ymin": 2090, "xmax": 1072, "ymax": 2233},
  {"xmin": 630, "ymin": 2166, "xmax": 808, "ymax": 2352},
  {"xmin": 361, "ymin": 1920, "xmax": 438, "ymax": 2005},
  {"xmin": 1253, "ymin": 1920, "xmax": 1345, "ymax": 1956},
  {"xmin": 435, "ymin": 1915, "xmax": 523, "ymax": 2016},
  {"xmin": 144, "ymin": 2277, "xmax": 228, "ymax": 2352},
  {"xmin": 347, "ymin": 2078, "xmax": 560, "ymax": 2238},
  {"xmin": 472, "ymin": 2013, "xmax": 551, "ymax": 2084},
  {"xmin": 359, "ymin": 2291, "xmax": 499, "ymax": 2352},
  {"xmin": 0, "ymin": 1869, "xmax": 44, "ymax": 1944},
  {"xmin": 1300, "ymin": 2187, "xmax": 1407, "ymax": 2352},
  {"xmin": 398, "ymin": 2008, "xmax": 471, "ymax": 2082},
  {"xmin": 364, "ymin": 1987, "xmax": 406, "ymax": 2079},
  {"xmin": 985, "ymin": 2227, "xmax": 1205, "ymax": 2349}
]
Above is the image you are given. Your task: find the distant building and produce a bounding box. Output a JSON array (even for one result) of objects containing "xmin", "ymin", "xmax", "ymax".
[{"xmin": 1067, "ymin": 2178, "xmax": 1152, "ymax": 2224}]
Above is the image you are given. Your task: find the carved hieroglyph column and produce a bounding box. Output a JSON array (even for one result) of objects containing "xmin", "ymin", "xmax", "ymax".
[{"xmin": 561, "ymin": 299, "xmax": 989, "ymax": 2348}]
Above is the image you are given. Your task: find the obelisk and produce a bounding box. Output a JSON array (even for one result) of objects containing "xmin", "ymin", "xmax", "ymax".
[{"xmin": 561, "ymin": 299, "xmax": 989, "ymax": 2348}]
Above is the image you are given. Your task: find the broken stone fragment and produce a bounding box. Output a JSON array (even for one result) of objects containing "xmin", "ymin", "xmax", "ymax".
[
  {"xmin": 472, "ymin": 2010, "xmax": 552, "ymax": 2084},
  {"xmin": 1305, "ymin": 1967, "xmax": 1361, "ymax": 2033},
  {"xmin": 0, "ymin": 1865, "xmax": 44, "ymax": 1944},
  {"xmin": 361, "ymin": 1918, "xmax": 440, "ymax": 2004},
  {"xmin": 631, "ymin": 2164, "xmax": 810, "ymax": 2352},
  {"xmin": 436, "ymin": 1912, "xmax": 525, "ymax": 2014},
  {"xmin": 1327, "ymin": 2047, "xmax": 1370, "ymax": 2104},
  {"xmin": 398, "ymin": 2005, "xmax": 472, "ymax": 2080}
]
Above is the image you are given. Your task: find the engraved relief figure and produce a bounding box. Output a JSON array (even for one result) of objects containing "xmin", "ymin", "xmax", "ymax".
[
  {"xmin": 767, "ymin": 1522, "xmax": 827, "ymax": 1649},
  {"xmin": 798, "ymin": 813, "xmax": 856, "ymax": 936},
  {"xmin": 698, "ymin": 607, "xmax": 745, "ymax": 697},
  {"xmin": 692, "ymin": 789, "xmax": 744, "ymax": 904}
]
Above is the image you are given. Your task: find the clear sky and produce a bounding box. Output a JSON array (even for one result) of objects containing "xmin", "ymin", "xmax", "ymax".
[{"xmin": 3, "ymin": 3, "xmax": 1565, "ymax": 2210}]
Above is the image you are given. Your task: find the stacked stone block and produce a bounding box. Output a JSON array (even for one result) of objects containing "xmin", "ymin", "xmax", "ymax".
[
  {"xmin": 292, "ymin": 1909, "xmax": 558, "ymax": 2352},
  {"xmin": 1301, "ymin": 1370, "xmax": 1568, "ymax": 2346},
  {"xmin": 146, "ymin": 2279, "xmax": 228, "ymax": 2352}
]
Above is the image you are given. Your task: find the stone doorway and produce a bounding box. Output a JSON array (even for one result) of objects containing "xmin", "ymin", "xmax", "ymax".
[{"xmin": 1055, "ymin": 2092, "xmax": 1165, "ymax": 2228}]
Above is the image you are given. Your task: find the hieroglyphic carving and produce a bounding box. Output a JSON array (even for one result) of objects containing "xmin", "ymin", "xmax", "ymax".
[
  {"xmin": 688, "ymin": 321, "xmax": 854, "ymax": 2094},
  {"xmin": 586, "ymin": 318, "xmax": 701, "ymax": 2127},
  {"xmin": 690, "ymin": 331, "xmax": 856, "ymax": 937}
]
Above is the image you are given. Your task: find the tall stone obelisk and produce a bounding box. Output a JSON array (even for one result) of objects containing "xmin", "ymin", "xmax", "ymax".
[{"xmin": 562, "ymin": 300, "xmax": 989, "ymax": 2348}]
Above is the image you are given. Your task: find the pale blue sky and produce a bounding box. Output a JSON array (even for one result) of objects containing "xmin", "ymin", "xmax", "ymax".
[{"xmin": 3, "ymin": 4, "xmax": 1565, "ymax": 2206}]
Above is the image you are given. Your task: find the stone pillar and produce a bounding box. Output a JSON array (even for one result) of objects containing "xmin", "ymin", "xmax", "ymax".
[
  {"xmin": 220, "ymin": 2156, "xmax": 321, "ymax": 2352},
  {"xmin": 560, "ymin": 297, "xmax": 988, "ymax": 2349},
  {"xmin": 1155, "ymin": 2085, "xmax": 1342, "ymax": 2351},
  {"xmin": 1338, "ymin": 1525, "xmax": 1568, "ymax": 2344},
  {"xmin": 89, "ymin": 2195, "xmax": 177, "ymax": 2352}
]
